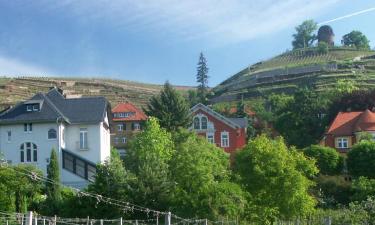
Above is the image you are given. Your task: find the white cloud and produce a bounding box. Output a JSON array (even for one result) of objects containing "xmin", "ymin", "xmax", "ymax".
[
  {"xmin": 39, "ymin": 0, "xmax": 340, "ymax": 44},
  {"xmin": 0, "ymin": 55, "xmax": 52, "ymax": 76}
]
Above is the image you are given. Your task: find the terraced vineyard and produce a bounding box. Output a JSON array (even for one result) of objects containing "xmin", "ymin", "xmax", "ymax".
[
  {"xmin": 0, "ymin": 77, "xmax": 193, "ymax": 110},
  {"xmin": 212, "ymin": 47, "xmax": 375, "ymax": 103}
]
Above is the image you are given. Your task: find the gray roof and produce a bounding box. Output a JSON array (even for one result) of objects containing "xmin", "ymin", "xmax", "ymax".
[
  {"xmin": 0, "ymin": 88, "xmax": 109, "ymax": 125},
  {"xmin": 227, "ymin": 118, "xmax": 248, "ymax": 128}
]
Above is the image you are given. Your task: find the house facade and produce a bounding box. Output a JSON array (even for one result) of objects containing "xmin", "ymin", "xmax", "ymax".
[
  {"xmin": 322, "ymin": 109, "xmax": 375, "ymax": 153},
  {"xmin": 190, "ymin": 103, "xmax": 247, "ymax": 153},
  {"xmin": 110, "ymin": 102, "xmax": 147, "ymax": 156},
  {"xmin": 0, "ymin": 87, "xmax": 111, "ymax": 188}
]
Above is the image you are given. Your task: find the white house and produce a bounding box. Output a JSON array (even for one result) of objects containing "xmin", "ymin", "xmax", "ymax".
[{"xmin": 0, "ymin": 87, "xmax": 111, "ymax": 188}]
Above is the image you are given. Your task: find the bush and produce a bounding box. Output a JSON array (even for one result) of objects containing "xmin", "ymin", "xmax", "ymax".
[
  {"xmin": 317, "ymin": 42, "xmax": 329, "ymax": 54},
  {"xmin": 352, "ymin": 177, "xmax": 375, "ymax": 202},
  {"xmin": 347, "ymin": 141, "xmax": 375, "ymax": 178},
  {"xmin": 304, "ymin": 145, "xmax": 343, "ymax": 175}
]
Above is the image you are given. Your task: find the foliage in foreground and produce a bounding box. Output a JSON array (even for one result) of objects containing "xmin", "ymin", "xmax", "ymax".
[
  {"xmin": 233, "ymin": 135, "xmax": 318, "ymax": 223},
  {"xmin": 347, "ymin": 140, "xmax": 375, "ymax": 179}
]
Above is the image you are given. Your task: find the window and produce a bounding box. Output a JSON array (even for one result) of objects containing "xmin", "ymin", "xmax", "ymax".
[
  {"xmin": 33, "ymin": 104, "xmax": 39, "ymax": 111},
  {"xmin": 7, "ymin": 131, "xmax": 11, "ymax": 142},
  {"xmin": 337, "ymin": 137, "xmax": 349, "ymax": 148},
  {"xmin": 122, "ymin": 137, "xmax": 127, "ymax": 144},
  {"xmin": 114, "ymin": 137, "xmax": 119, "ymax": 144},
  {"xmin": 207, "ymin": 133, "xmax": 214, "ymax": 144},
  {"xmin": 80, "ymin": 128, "xmax": 88, "ymax": 149},
  {"xmin": 24, "ymin": 123, "xmax": 32, "ymax": 132},
  {"xmin": 193, "ymin": 117, "xmax": 200, "ymax": 129},
  {"xmin": 26, "ymin": 105, "xmax": 32, "ymax": 112},
  {"xmin": 75, "ymin": 159, "xmax": 86, "ymax": 178},
  {"xmin": 62, "ymin": 150, "xmax": 97, "ymax": 181},
  {"xmin": 201, "ymin": 117, "xmax": 208, "ymax": 130},
  {"xmin": 133, "ymin": 122, "xmax": 141, "ymax": 130},
  {"xmin": 117, "ymin": 124, "xmax": 124, "ymax": 131},
  {"xmin": 48, "ymin": 129, "xmax": 57, "ymax": 139},
  {"xmin": 63, "ymin": 153, "xmax": 74, "ymax": 173},
  {"xmin": 20, "ymin": 142, "xmax": 37, "ymax": 162},
  {"xmin": 221, "ymin": 132, "xmax": 229, "ymax": 147}
]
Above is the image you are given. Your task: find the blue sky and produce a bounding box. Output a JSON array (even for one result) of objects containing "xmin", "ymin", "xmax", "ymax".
[{"xmin": 0, "ymin": 0, "xmax": 374, "ymax": 86}]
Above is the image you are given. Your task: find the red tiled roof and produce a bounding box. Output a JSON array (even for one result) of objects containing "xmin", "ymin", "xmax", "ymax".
[
  {"xmin": 112, "ymin": 102, "xmax": 147, "ymax": 121},
  {"xmin": 327, "ymin": 109, "xmax": 375, "ymax": 136}
]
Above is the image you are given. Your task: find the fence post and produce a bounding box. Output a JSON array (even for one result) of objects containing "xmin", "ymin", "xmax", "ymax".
[
  {"xmin": 136, "ymin": 220, "xmax": 139, "ymax": 225},
  {"xmin": 205, "ymin": 219, "xmax": 208, "ymax": 225},
  {"xmin": 87, "ymin": 216, "xmax": 90, "ymax": 225},
  {"xmin": 35, "ymin": 214, "xmax": 38, "ymax": 225},
  {"xmin": 120, "ymin": 217, "xmax": 123, "ymax": 225},
  {"xmin": 100, "ymin": 219, "xmax": 103, "ymax": 225},
  {"xmin": 54, "ymin": 215, "xmax": 57, "ymax": 225},
  {"xmin": 324, "ymin": 217, "xmax": 331, "ymax": 225},
  {"xmin": 27, "ymin": 211, "xmax": 33, "ymax": 225},
  {"xmin": 43, "ymin": 219, "xmax": 46, "ymax": 225},
  {"xmin": 165, "ymin": 212, "xmax": 171, "ymax": 225}
]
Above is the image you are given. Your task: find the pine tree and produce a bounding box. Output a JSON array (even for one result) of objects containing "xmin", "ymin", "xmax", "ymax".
[
  {"xmin": 196, "ymin": 52, "xmax": 209, "ymax": 104},
  {"xmin": 45, "ymin": 148, "xmax": 61, "ymax": 214},
  {"xmin": 144, "ymin": 82, "xmax": 191, "ymax": 132}
]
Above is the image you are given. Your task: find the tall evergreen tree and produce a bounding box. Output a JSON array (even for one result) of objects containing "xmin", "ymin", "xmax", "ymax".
[
  {"xmin": 45, "ymin": 149, "xmax": 62, "ymax": 214},
  {"xmin": 144, "ymin": 82, "xmax": 191, "ymax": 132},
  {"xmin": 196, "ymin": 52, "xmax": 209, "ymax": 103}
]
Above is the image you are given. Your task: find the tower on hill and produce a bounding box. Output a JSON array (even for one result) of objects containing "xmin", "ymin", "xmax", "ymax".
[{"xmin": 317, "ymin": 25, "xmax": 335, "ymax": 46}]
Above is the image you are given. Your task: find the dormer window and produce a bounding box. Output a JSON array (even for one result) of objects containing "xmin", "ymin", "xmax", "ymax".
[
  {"xmin": 26, "ymin": 105, "xmax": 32, "ymax": 112},
  {"xmin": 33, "ymin": 104, "xmax": 39, "ymax": 111}
]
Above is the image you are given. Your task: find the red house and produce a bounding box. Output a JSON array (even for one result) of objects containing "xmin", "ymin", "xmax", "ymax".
[
  {"xmin": 322, "ymin": 109, "xmax": 375, "ymax": 154},
  {"xmin": 190, "ymin": 103, "xmax": 247, "ymax": 153}
]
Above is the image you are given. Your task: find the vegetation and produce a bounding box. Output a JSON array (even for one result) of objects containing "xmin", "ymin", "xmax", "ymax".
[
  {"xmin": 292, "ymin": 20, "xmax": 318, "ymax": 49},
  {"xmin": 44, "ymin": 149, "xmax": 62, "ymax": 215},
  {"xmin": 347, "ymin": 141, "xmax": 375, "ymax": 179},
  {"xmin": 304, "ymin": 145, "xmax": 343, "ymax": 175},
  {"xmin": 342, "ymin": 30, "xmax": 371, "ymax": 50},
  {"xmin": 196, "ymin": 52, "xmax": 209, "ymax": 104},
  {"xmin": 144, "ymin": 82, "xmax": 191, "ymax": 132},
  {"xmin": 233, "ymin": 135, "xmax": 318, "ymax": 223}
]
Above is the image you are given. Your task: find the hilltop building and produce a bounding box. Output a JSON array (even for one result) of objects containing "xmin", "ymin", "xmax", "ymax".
[
  {"xmin": 0, "ymin": 87, "xmax": 111, "ymax": 188},
  {"xmin": 110, "ymin": 102, "xmax": 147, "ymax": 157},
  {"xmin": 322, "ymin": 109, "xmax": 375, "ymax": 153},
  {"xmin": 317, "ymin": 25, "xmax": 335, "ymax": 46},
  {"xmin": 190, "ymin": 103, "xmax": 247, "ymax": 153}
]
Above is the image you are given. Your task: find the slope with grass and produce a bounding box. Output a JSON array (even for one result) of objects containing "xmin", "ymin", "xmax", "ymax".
[
  {"xmin": 212, "ymin": 47, "xmax": 375, "ymax": 103},
  {"xmin": 0, "ymin": 76, "xmax": 193, "ymax": 110}
]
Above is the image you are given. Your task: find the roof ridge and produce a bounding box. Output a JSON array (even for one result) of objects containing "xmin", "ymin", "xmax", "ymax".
[{"xmin": 42, "ymin": 93, "xmax": 70, "ymax": 123}]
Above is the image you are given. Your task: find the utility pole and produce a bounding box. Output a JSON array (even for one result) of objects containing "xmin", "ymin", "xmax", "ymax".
[{"xmin": 27, "ymin": 212, "xmax": 33, "ymax": 225}]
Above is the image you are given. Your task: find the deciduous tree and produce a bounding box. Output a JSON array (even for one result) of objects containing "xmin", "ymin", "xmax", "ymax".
[
  {"xmin": 342, "ymin": 31, "xmax": 370, "ymax": 50},
  {"xmin": 347, "ymin": 141, "xmax": 375, "ymax": 179},
  {"xmin": 292, "ymin": 20, "xmax": 318, "ymax": 49},
  {"xmin": 304, "ymin": 145, "xmax": 343, "ymax": 175}
]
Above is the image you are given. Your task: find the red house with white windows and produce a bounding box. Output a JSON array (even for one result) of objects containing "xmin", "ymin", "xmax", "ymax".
[{"xmin": 190, "ymin": 103, "xmax": 247, "ymax": 153}]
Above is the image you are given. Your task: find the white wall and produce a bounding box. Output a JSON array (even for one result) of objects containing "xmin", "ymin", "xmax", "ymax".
[{"xmin": 0, "ymin": 123, "xmax": 59, "ymax": 175}]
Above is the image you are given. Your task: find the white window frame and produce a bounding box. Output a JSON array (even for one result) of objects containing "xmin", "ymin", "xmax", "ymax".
[
  {"xmin": 122, "ymin": 137, "xmax": 127, "ymax": 144},
  {"xmin": 201, "ymin": 116, "xmax": 208, "ymax": 130},
  {"xmin": 337, "ymin": 137, "xmax": 349, "ymax": 149},
  {"xmin": 33, "ymin": 104, "xmax": 39, "ymax": 111},
  {"xmin": 20, "ymin": 142, "xmax": 37, "ymax": 163},
  {"xmin": 80, "ymin": 128, "xmax": 88, "ymax": 150},
  {"xmin": 221, "ymin": 131, "xmax": 230, "ymax": 147},
  {"xmin": 26, "ymin": 105, "xmax": 32, "ymax": 112},
  {"xmin": 193, "ymin": 117, "xmax": 200, "ymax": 130},
  {"xmin": 117, "ymin": 124, "xmax": 123, "ymax": 131},
  {"xmin": 206, "ymin": 132, "xmax": 214, "ymax": 144},
  {"xmin": 133, "ymin": 122, "xmax": 141, "ymax": 130},
  {"xmin": 24, "ymin": 123, "xmax": 32, "ymax": 133}
]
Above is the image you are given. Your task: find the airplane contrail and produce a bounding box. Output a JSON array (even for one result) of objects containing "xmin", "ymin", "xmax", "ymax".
[{"xmin": 318, "ymin": 7, "xmax": 375, "ymax": 25}]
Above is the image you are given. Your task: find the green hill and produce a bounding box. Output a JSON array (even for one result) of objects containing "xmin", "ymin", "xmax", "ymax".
[
  {"xmin": 212, "ymin": 47, "xmax": 375, "ymax": 103},
  {"xmin": 0, "ymin": 76, "xmax": 193, "ymax": 110}
]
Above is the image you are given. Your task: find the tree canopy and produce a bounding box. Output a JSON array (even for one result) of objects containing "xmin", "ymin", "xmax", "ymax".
[
  {"xmin": 144, "ymin": 82, "xmax": 191, "ymax": 132},
  {"xmin": 347, "ymin": 141, "xmax": 375, "ymax": 179},
  {"xmin": 44, "ymin": 149, "xmax": 62, "ymax": 215},
  {"xmin": 292, "ymin": 20, "xmax": 318, "ymax": 49},
  {"xmin": 342, "ymin": 30, "xmax": 370, "ymax": 50},
  {"xmin": 233, "ymin": 135, "xmax": 318, "ymax": 222},
  {"xmin": 304, "ymin": 145, "xmax": 343, "ymax": 175}
]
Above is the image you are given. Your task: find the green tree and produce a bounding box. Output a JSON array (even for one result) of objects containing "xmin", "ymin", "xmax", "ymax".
[
  {"xmin": 233, "ymin": 135, "xmax": 318, "ymax": 223},
  {"xmin": 196, "ymin": 52, "xmax": 209, "ymax": 103},
  {"xmin": 274, "ymin": 88, "xmax": 329, "ymax": 148},
  {"xmin": 187, "ymin": 89, "xmax": 199, "ymax": 107},
  {"xmin": 144, "ymin": 82, "xmax": 191, "ymax": 132},
  {"xmin": 342, "ymin": 30, "xmax": 370, "ymax": 50},
  {"xmin": 317, "ymin": 41, "xmax": 329, "ymax": 54},
  {"xmin": 357, "ymin": 132, "xmax": 373, "ymax": 142},
  {"xmin": 44, "ymin": 149, "xmax": 62, "ymax": 215},
  {"xmin": 0, "ymin": 164, "xmax": 43, "ymax": 212},
  {"xmin": 170, "ymin": 130, "xmax": 246, "ymax": 220},
  {"xmin": 81, "ymin": 149, "xmax": 134, "ymax": 218},
  {"xmin": 352, "ymin": 177, "xmax": 375, "ymax": 202},
  {"xmin": 347, "ymin": 141, "xmax": 375, "ymax": 178},
  {"xmin": 292, "ymin": 20, "xmax": 318, "ymax": 49},
  {"xmin": 304, "ymin": 145, "xmax": 343, "ymax": 175},
  {"xmin": 126, "ymin": 117, "xmax": 174, "ymax": 211}
]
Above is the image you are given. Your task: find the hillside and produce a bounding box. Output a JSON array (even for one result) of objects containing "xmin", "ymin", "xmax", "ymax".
[
  {"xmin": 0, "ymin": 76, "xmax": 193, "ymax": 110},
  {"xmin": 212, "ymin": 47, "xmax": 375, "ymax": 103}
]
